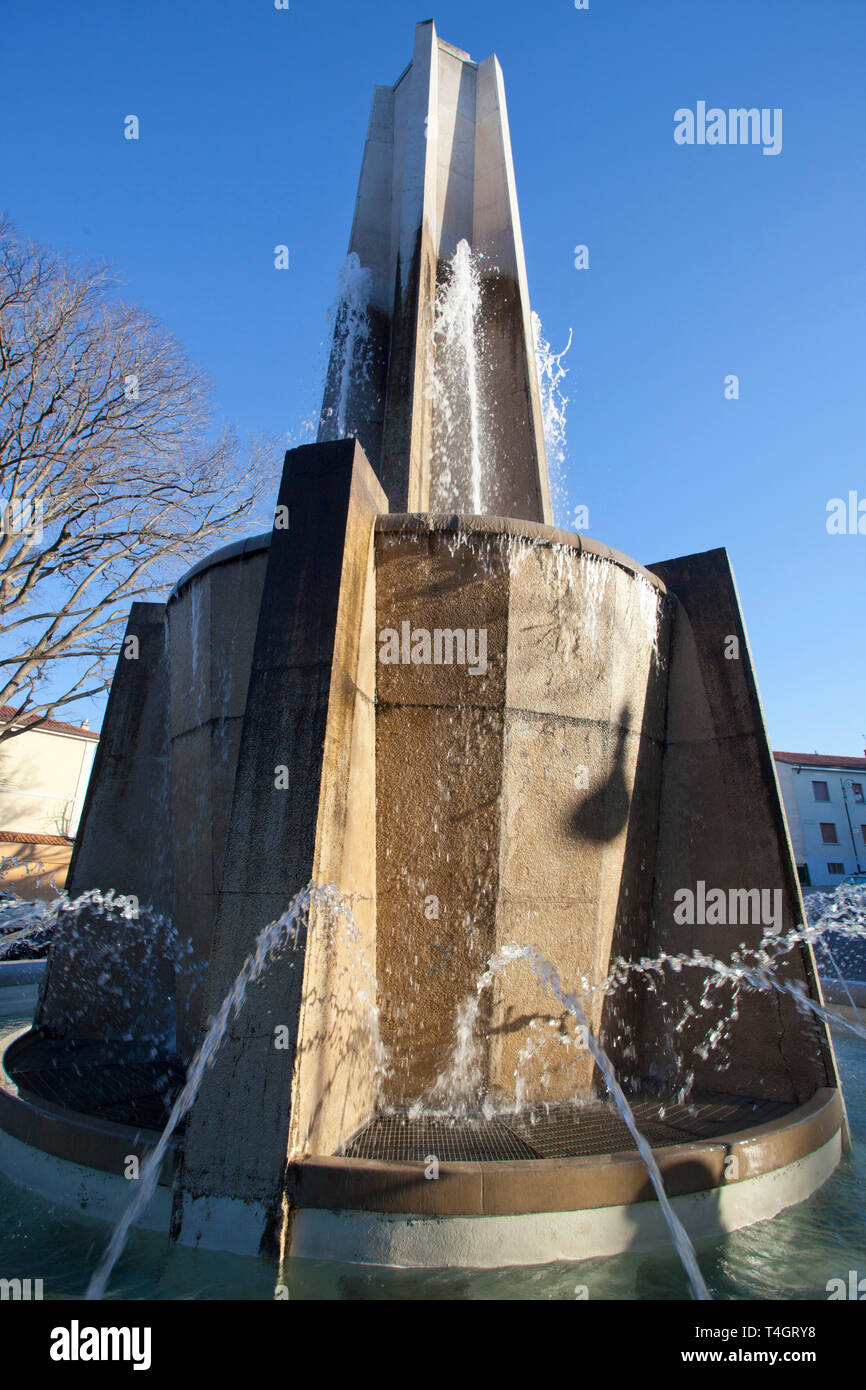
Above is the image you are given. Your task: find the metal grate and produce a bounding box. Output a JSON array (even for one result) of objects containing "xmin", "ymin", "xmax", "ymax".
[
  {"xmin": 343, "ymin": 1113, "xmax": 541, "ymax": 1162},
  {"xmin": 343, "ymin": 1094, "xmax": 796, "ymax": 1163},
  {"xmin": 7, "ymin": 1030, "xmax": 795, "ymax": 1154},
  {"xmin": 8, "ymin": 1034, "xmax": 186, "ymax": 1133}
]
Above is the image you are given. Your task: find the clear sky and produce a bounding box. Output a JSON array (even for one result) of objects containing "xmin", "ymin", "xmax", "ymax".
[{"xmin": 1, "ymin": 0, "xmax": 863, "ymax": 754}]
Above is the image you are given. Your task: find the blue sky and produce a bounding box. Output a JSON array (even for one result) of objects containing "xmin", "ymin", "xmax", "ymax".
[{"xmin": 1, "ymin": 0, "xmax": 863, "ymax": 754}]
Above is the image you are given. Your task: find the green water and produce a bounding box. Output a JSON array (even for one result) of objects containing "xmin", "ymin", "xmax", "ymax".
[{"xmin": 1, "ymin": 1009, "xmax": 863, "ymax": 1301}]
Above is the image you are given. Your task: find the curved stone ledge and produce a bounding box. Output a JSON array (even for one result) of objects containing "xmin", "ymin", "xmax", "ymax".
[
  {"xmin": 167, "ymin": 531, "xmax": 272, "ymax": 604},
  {"xmin": 286, "ymin": 1088, "xmax": 842, "ymax": 1218},
  {"xmin": 375, "ymin": 512, "xmax": 668, "ymax": 593},
  {"xmin": 0, "ymin": 960, "xmax": 47, "ymax": 987},
  {"xmin": 165, "ymin": 515, "xmax": 669, "ymax": 612},
  {"xmin": 287, "ymin": 1129, "xmax": 842, "ymax": 1268},
  {"xmin": 1, "ymin": 1016, "xmax": 841, "ymax": 1214},
  {"xmin": 0, "ymin": 1009, "xmax": 842, "ymax": 1265},
  {"xmin": 0, "ymin": 1028, "xmax": 180, "ymax": 1186}
]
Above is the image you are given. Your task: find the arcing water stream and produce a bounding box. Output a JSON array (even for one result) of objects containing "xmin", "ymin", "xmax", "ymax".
[
  {"xmin": 84, "ymin": 882, "xmax": 376, "ymax": 1301},
  {"xmin": 59, "ymin": 881, "xmax": 866, "ymax": 1299}
]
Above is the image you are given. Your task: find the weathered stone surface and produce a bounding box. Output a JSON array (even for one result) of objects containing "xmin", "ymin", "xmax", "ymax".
[
  {"xmin": 37, "ymin": 604, "xmax": 176, "ymax": 1044},
  {"xmin": 66, "ymin": 603, "xmax": 172, "ymax": 909},
  {"xmin": 638, "ymin": 548, "xmax": 836, "ymax": 1103},
  {"xmin": 178, "ymin": 439, "xmax": 386, "ymax": 1224},
  {"xmin": 167, "ymin": 545, "xmax": 269, "ymax": 1059},
  {"xmin": 374, "ymin": 521, "xmax": 671, "ymax": 1109}
]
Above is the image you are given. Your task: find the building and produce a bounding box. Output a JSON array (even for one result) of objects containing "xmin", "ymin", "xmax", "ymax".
[
  {"xmin": 774, "ymin": 750, "xmax": 866, "ymax": 892},
  {"xmin": 0, "ymin": 706, "xmax": 99, "ymax": 900}
]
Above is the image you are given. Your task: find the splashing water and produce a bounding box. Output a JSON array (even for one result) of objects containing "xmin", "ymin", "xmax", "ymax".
[
  {"xmin": 419, "ymin": 991, "xmax": 486, "ymax": 1119},
  {"xmin": 0, "ymin": 886, "xmax": 58, "ymax": 959},
  {"xmin": 84, "ymin": 882, "xmax": 382, "ymax": 1301},
  {"xmin": 602, "ymin": 920, "xmax": 866, "ymax": 1053},
  {"xmin": 412, "ymin": 888, "xmax": 866, "ymax": 1294},
  {"xmin": 491, "ymin": 943, "xmax": 711, "ymax": 1299},
  {"xmin": 532, "ymin": 310, "xmax": 573, "ymax": 529},
  {"xmin": 424, "ymin": 946, "xmax": 710, "ymax": 1299},
  {"xmin": 429, "ymin": 239, "xmax": 486, "ymax": 513}
]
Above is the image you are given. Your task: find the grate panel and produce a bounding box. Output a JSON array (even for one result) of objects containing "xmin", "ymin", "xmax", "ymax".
[{"xmin": 344, "ymin": 1094, "xmax": 797, "ymax": 1163}]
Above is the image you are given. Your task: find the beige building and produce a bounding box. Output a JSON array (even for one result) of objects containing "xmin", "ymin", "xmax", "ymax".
[
  {"xmin": 0, "ymin": 706, "xmax": 99, "ymax": 900},
  {"xmin": 774, "ymin": 749, "xmax": 866, "ymax": 891}
]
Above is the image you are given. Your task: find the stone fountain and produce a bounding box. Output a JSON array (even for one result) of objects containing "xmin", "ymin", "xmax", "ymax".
[{"xmin": 0, "ymin": 22, "xmax": 846, "ymax": 1274}]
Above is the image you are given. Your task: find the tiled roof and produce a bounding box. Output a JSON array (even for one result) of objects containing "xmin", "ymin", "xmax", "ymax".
[
  {"xmin": 774, "ymin": 751, "xmax": 866, "ymax": 771},
  {"xmin": 0, "ymin": 830, "xmax": 73, "ymax": 845},
  {"xmin": 0, "ymin": 705, "xmax": 99, "ymax": 741}
]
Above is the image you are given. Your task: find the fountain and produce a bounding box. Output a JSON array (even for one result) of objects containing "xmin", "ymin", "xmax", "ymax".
[{"xmin": 0, "ymin": 21, "xmax": 847, "ymax": 1286}]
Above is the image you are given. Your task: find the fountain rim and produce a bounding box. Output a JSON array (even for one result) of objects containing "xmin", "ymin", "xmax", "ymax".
[
  {"xmin": 285, "ymin": 1086, "xmax": 842, "ymax": 1217},
  {"xmin": 375, "ymin": 514, "xmax": 667, "ymax": 593},
  {"xmin": 0, "ymin": 1009, "xmax": 841, "ymax": 1212},
  {"xmin": 167, "ymin": 531, "xmax": 272, "ymax": 605},
  {"xmin": 165, "ymin": 514, "xmax": 668, "ymax": 609},
  {"xmin": 0, "ymin": 1026, "xmax": 181, "ymax": 1186}
]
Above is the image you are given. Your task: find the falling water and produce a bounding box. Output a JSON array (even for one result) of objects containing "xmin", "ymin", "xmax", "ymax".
[
  {"xmin": 322, "ymin": 252, "xmax": 373, "ymax": 439},
  {"xmin": 412, "ymin": 890, "xmax": 866, "ymax": 1294},
  {"xmin": 429, "ymin": 239, "xmax": 485, "ymax": 513},
  {"xmin": 600, "ymin": 919, "xmax": 866, "ymax": 1051},
  {"xmin": 491, "ymin": 943, "xmax": 711, "ymax": 1299},
  {"xmin": 423, "ymin": 946, "xmax": 710, "ymax": 1299},
  {"xmin": 420, "ymin": 991, "xmax": 486, "ymax": 1119},
  {"xmin": 532, "ymin": 310, "xmax": 573, "ymax": 529}
]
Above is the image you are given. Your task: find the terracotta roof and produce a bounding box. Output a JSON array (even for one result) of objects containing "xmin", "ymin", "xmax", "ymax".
[
  {"xmin": 774, "ymin": 751, "xmax": 866, "ymax": 771},
  {"xmin": 0, "ymin": 705, "xmax": 99, "ymax": 740},
  {"xmin": 0, "ymin": 830, "xmax": 73, "ymax": 845}
]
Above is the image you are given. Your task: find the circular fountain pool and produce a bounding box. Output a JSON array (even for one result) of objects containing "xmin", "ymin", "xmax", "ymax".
[{"xmin": 0, "ymin": 1001, "xmax": 861, "ymax": 1300}]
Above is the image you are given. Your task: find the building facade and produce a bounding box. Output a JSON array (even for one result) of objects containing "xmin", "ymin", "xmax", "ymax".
[
  {"xmin": 0, "ymin": 707, "xmax": 99, "ymax": 899},
  {"xmin": 774, "ymin": 750, "xmax": 866, "ymax": 891}
]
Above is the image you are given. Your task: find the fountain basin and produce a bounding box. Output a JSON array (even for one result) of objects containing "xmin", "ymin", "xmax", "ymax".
[
  {"xmin": 286, "ymin": 1090, "xmax": 842, "ymax": 1268},
  {"xmin": 0, "ymin": 1013, "xmax": 843, "ymax": 1265}
]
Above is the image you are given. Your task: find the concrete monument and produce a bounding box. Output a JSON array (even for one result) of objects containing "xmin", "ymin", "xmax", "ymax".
[{"xmin": 0, "ymin": 22, "xmax": 845, "ymax": 1277}]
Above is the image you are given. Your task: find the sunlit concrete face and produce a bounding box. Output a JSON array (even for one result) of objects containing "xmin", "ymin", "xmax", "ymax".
[{"xmin": 374, "ymin": 518, "xmax": 671, "ymax": 1107}]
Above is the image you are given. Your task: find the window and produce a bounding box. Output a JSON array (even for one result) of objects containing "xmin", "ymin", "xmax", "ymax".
[
  {"xmin": 827, "ymin": 862, "xmax": 845, "ymax": 875},
  {"xmin": 852, "ymin": 782, "xmax": 865, "ymax": 804},
  {"xmin": 862, "ymin": 825, "xmax": 866, "ymax": 846},
  {"xmin": 820, "ymin": 823, "xmax": 839, "ymax": 843},
  {"xmin": 812, "ymin": 780, "xmax": 830, "ymax": 801},
  {"xmin": 797, "ymin": 863, "xmax": 811, "ymax": 887}
]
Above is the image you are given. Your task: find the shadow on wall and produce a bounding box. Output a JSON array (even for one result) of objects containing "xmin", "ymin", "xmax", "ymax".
[{"xmin": 568, "ymin": 705, "xmax": 632, "ymax": 845}]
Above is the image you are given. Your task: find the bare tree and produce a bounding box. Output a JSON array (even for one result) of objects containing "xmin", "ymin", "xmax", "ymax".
[{"xmin": 0, "ymin": 216, "xmax": 276, "ymax": 741}]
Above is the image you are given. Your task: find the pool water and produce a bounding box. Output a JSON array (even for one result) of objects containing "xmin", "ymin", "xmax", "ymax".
[{"xmin": 1, "ymin": 1011, "xmax": 863, "ymax": 1301}]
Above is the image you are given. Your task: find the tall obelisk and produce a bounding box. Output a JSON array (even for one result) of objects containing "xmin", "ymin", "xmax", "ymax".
[{"xmin": 318, "ymin": 20, "xmax": 552, "ymax": 524}]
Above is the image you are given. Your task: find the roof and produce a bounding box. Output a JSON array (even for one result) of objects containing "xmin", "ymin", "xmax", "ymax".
[
  {"xmin": 774, "ymin": 751, "xmax": 866, "ymax": 772},
  {"xmin": 0, "ymin": 830, "xmax": 73, "ymax": 845},
  {"xmin": 0, "ymin": 705, "xmax": 99, "ymax": 741}
]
